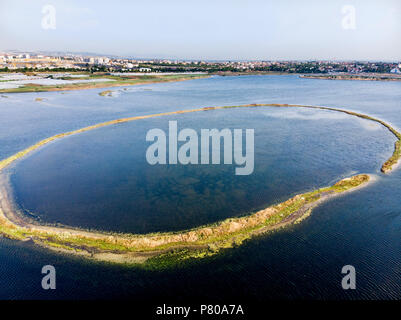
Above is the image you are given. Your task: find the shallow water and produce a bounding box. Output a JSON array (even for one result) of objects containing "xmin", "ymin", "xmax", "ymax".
[
  {"xmin": 0, "ymin": 75, "xmax": 400, "ymax": 300},
  {"xmin": 10, "ymin": 107, "xmax": 393, "ymax": 234}
]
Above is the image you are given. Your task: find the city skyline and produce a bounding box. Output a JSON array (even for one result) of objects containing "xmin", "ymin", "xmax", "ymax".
[{"xmin": 1, "ymin": 0, "xmax": 400, "ymax": 61}]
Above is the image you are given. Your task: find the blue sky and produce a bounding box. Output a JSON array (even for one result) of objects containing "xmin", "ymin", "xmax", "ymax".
[{"xmin": 1, "ymin": 0, "xmax": 400, "ymax": 60}]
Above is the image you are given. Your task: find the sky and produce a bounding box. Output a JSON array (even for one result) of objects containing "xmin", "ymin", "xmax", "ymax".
[{"xmin": 0, "ymin": 0, "xmax": 400, "ymax": 61}]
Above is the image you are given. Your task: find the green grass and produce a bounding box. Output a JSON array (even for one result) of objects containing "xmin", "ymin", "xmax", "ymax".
[
  {"xmin": 0, "ymin": 174, "xmax": 370, "ymax": 268},
  {"xmin": 0, "ymin": 102, "xmax": 391, "ymax": 267},
  {"xmin": 2, "ymin": 174, "xmax": 370, "ymax": 264}
]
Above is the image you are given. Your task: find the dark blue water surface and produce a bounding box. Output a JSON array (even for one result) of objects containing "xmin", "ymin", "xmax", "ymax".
[{"xmin": 0, "ymin": 75, "xmax": 400, "ymax": 300}]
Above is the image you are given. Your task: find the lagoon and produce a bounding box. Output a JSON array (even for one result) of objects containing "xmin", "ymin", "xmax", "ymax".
[{"xmin": 1, "ymin": 75, "xmax": 400, "ymax": 299}]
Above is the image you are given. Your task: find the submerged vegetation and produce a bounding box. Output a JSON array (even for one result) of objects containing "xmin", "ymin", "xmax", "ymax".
[{"xmin": 0, "ymin": 103, "xmax": 399, "ymax": 267}]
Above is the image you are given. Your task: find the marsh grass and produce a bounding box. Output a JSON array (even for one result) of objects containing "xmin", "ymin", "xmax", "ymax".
[{"xmin": 0, "ymin": 102, "xmax": 393, "ymax": 266}]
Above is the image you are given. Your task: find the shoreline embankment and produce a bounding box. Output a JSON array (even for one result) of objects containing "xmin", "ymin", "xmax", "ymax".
[{"xmin": 0, "ymin": 103, "xmax": 399, "ymax": 265}]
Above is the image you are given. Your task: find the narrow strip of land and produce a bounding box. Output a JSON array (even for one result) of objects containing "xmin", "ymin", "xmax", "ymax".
[
  {"xmin": 0, "ymin": 104, "xmax": 399, "ymax": 266},
  {"xmin": 0, "ymin": 73, "xmax": 210, "ymax": 93},
  {"xmin": 300, "ymin": 74, "xmax": 401, "ymax": 81}
]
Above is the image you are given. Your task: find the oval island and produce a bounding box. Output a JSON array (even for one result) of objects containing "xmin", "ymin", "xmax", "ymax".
[{"xmin": 0, "ymin": 104, "xmax": 400, "ymax": 266}]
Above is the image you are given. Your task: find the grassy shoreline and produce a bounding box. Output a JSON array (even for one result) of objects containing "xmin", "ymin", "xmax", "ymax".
[
  {"xmin": 0, "ymin": 74, "xmax": 210, "ymax": 94},
  {"xmin": 300, "ymin": 74, "xmax": 401, "ymax": 81},
  {"xmin": 0, "ymin": 103, "xmax": 399, "ymax": 266},
  {"xmin": 0, "ymin": 172, "xmax": 372, "ymax": 266}
]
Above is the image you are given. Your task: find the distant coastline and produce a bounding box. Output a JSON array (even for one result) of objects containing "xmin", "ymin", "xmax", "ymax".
[{"xmin": 1, "ymin": 72, "xmax": 401, "ymax": 95}]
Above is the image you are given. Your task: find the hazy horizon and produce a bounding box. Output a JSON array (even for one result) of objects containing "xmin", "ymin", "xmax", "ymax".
[{"xmin": 1, "ymin": 0, "xmax": 400, "ymax": 61}]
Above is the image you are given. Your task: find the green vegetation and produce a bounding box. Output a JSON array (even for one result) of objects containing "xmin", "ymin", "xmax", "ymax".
[
  {"xmin": 0, "ymin": 103, "xmax": 397, "ymax": 267},
  {"xmin": 222, "ymin": 104, "xmax": 401, "ymax": 173},
  {"xmin": 0, "ymin": 173, "xmax": 370, "ymax": 267},
  {"xmin": 0, "ymin": 74, "xmax": 210, "ymax": 94}
]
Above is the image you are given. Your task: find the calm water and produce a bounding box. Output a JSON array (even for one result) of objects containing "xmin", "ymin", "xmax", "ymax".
[{"xmin": 0, "ymin": 75, "xmax": 400, "ymax": 300}]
